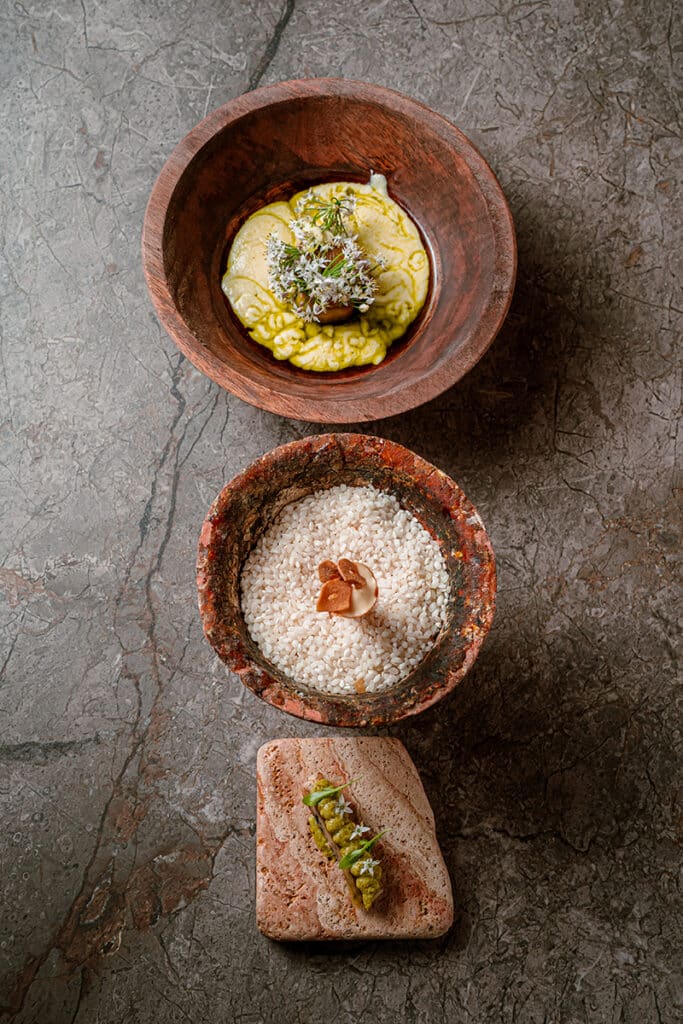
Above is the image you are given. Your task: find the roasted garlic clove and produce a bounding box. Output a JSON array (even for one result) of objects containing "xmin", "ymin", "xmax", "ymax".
[
  {"xmin": 315, "ymin": 559, "xmax": 378, "ymax": 618},
  {"xmin": 316, "ymin": 577, "xmax": 352, "ymax": 613},
  {"xmin": 318, "ymin": 559, "xmax": 341, "ymax": 583},
  {"xmin": 337, "ymin": 558, "xmax": 365, "ymax": 588},
  {"xmin": 337, "ymin": 563, "xmax": 378, "ymax": 618}
]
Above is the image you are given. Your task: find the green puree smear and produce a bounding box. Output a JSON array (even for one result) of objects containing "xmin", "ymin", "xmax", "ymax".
[
  {"xmin": 304, "ymin": 777, "xmax": 385, "ymax": 912},
  {"xmin": 222, "ymin": 174, "xmax": 429, "ymax": 372}
]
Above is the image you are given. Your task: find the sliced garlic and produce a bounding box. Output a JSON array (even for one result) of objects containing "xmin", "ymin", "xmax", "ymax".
[{"xmin": 337, "ymin": 563, "xmax": 378, "ymax": 619}]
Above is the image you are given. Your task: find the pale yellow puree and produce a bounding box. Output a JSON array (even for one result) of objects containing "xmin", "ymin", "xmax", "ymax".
[{"xmin": 222, "ymin": 175, "xmax": 429, "ymax": 372}]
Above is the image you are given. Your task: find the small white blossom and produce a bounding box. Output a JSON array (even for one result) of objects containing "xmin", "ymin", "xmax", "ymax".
[
  {"xmin": 334, "ymin": 796, "xmax": 352, "ymax": 817},
  {"xmin": 350, "ymin": 824, "xmax": 371, "ymax": 840},
  {"xmin": 265, "ymin": 192, "xmax": 378, "ymax": 323},
  {"xmin": 359, "ymin": 857, "xmax": 380, "ymax": 876}
]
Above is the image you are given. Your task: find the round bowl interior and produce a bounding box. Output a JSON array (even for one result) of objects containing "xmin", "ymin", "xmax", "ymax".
[
  {"xmin": 197, "ymin": 434, "xmax": 496, "ymax": 727},
  {"xmin": 143, "ymin": 79, "xmax": 516, "ymax": 422}
]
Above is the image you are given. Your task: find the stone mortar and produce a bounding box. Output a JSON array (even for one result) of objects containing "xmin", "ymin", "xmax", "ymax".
[{"xmin": 197, "ymin": 433, "xmax": 496, "ymax": 726}]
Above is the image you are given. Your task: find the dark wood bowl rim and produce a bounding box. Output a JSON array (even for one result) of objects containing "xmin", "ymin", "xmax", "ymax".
[{"xmin": 142, "ymin": 78, "xmax": 517, "ymax": 422}]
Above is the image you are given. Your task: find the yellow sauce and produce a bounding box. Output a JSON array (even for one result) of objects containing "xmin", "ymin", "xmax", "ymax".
[{"xmin": 222, "ymin": 175, "xmax": 429, "ymax": 372}]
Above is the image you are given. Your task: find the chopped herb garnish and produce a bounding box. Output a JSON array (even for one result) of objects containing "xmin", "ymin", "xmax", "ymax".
[
  {"xmin": 321, "ymin": 252, "xmax": 350, "ymax": 278},
  {"xmin": 277, "ymin": 241, "xmax": 301, "ymax": 263},
  {"xmin": 266, "ymin": 189, "xmax": 383, "ymax": 323},
  {"xmin": 297, "ymin": 193, "xmax": 353, "ymax": 236},
  {"xmin": 339, "ymin": 830, "xmax": 388, "ymax": 870},
  {"xmin": 302, "ymin": 778, "xmax": 359, "ymax": 808}
]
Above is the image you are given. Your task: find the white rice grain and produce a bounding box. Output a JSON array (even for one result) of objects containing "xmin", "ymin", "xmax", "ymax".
[{"xmin": 240, "ymin": 484, "xmax": 450, "ymax": 695}]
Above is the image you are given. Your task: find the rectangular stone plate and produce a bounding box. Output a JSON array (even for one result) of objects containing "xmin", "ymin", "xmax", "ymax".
[{"xmin": 256, "ymin": 736, "xmax": 453, "ymax": 941}]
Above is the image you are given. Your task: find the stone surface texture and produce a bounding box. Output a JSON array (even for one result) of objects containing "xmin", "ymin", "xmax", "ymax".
[
  {"xmin": 0, "ymin": 1, "xmax": 680, "ymax": 1022},
  {"xmin": 256, "ymin": 738, "xmax": 453, "ymax": 940}
]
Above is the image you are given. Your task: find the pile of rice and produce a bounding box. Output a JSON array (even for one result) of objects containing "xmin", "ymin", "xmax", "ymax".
[{"xmin": 240, "ymin": 484, "xmax": 450, "ymax": 695}]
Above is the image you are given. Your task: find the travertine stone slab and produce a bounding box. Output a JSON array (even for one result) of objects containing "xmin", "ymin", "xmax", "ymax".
[{"xmin": 256, "ymin": 737, "xmax": 453, "ymax": 941}]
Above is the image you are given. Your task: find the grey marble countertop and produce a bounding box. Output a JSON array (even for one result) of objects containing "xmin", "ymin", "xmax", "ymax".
[{"xmin": 1, "ymin": 2, "xmax": 680, "ymax": 1021}]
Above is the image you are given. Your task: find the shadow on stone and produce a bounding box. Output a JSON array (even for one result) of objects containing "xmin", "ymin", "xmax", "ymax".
[
  {"xmin": 392, "ymin": 606, "xmax": 674, "ymax": 955},
  {"xmin": 333, "ymin": 198, "xmax": 604, "ymax": 481}
]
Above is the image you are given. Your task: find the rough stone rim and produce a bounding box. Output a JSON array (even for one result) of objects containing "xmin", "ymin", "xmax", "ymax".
[{"xmin": 196, "ymin": 433, "xmax": 496, "ymax": 727}]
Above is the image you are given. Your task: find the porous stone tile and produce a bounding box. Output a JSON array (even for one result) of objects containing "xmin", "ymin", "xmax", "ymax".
[{"xmin": 256, "ymin": 737, "xmax": 453, "ymax": 940}]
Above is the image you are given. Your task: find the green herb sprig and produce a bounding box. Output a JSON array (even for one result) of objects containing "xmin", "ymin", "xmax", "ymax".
[
  {"xmin": 302, "ymin": 778, "xmax": 360, "ymax": 808},
  {"xmin": 339, "ymin": 830, "xmax": 388, "ymax": 869},
  {"xmin": 321, "ymin": 252, "xmax": 350, "ymax": 278},
  {"xmin": 277, "ymin": 241, "xmax": 301, "ymax": 265},
  {"xmin": 267, "ymin": 188, "xmax": 380, "ymax": 323},
  {"xmin": 297, "ymin": 193, "xmax": 353, "ymax": 236}
]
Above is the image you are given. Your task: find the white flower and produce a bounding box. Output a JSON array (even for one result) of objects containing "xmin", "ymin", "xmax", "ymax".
[
  {"xmin": 265, "ymin": 195, "xmax": 378, "ymax": 323},
  {"xmin": 359, "ymin": 857, "xmax": 379, "ymax": 876},
  {"xmin": 334, "ymin": 796, "xmax": 352, "ymax": 817},
  {"xmin": 350, "ymin": 824, "xmax": 371, "ymax": 840}
]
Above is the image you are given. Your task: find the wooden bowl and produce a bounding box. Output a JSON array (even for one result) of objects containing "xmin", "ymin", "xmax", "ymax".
[
  {"xmin": 143, "ymin": 79, "xmax": 516, "ymax": 423},
  {"xmin": 197, "ymin": 434, "xmax": 496, "ymax": 727}
]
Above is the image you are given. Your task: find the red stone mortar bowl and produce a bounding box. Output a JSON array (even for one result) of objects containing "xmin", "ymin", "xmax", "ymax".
[
  {"xmin": 197, "ymin": 434, "xmax": 495, "ymax": 728},
  {"xmin": 142, "ymin": 77, "xmax": 516, "ymax": 423}
]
